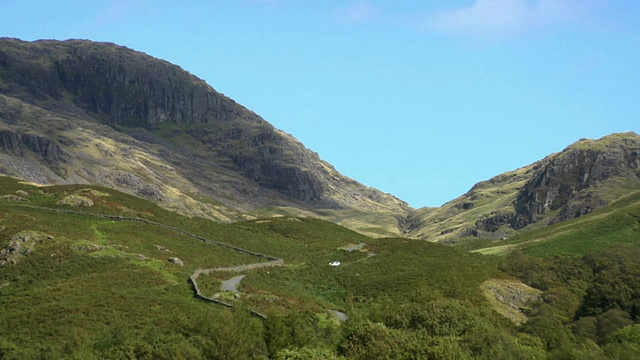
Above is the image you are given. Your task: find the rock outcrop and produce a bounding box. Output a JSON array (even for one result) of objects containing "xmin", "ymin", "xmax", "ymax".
[
  {"xmin": 512, "ymin": 134, "xmax": 640, "ymax": 228},
  {"xmin": 0, "ymin": 129, "xmax": 68, "ymax": 163},
  {"xmin": 0, "ymin": 194, "xmax": 28, "ymax": 202},
  {"xmin": 0, "ymin": 38, "xmax": 245, "ymax": 126},
  {"xmin": 57, "ymin": 195, "xmax": 94, "ymax": 207},
  {"xmin": 0, "ymin": 231, "xmax": 47, "ymax": 267}
]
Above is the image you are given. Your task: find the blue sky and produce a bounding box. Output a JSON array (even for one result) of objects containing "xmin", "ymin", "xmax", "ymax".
[{"xmin": 2, "ymin": 0, "xmax": 639, "ymax": 207}]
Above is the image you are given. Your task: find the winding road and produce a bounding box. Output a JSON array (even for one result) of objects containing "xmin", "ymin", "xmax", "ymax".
[
  {"xmin": 1, "ymin": 203, "xmax": 351, "ymax": 321},
  {"xmin": 221, "ymin": 275, "xmax": 246, "ymax": 293}
]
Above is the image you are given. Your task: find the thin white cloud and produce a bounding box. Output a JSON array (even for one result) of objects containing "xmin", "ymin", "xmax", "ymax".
[
  {"xmin": 333, "ymin": 0, "xmax": 380, "ymax": 22},
  {"xmin": 426, "ymin": 0, "xmax": 579, "ymax": 39}
]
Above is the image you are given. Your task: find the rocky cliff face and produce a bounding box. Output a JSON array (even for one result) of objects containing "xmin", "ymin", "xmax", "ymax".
[
  {"xmin": 512, "ymin": 135, "xmax": 640, "ymax": 228},
  {"xmin": 0, "ymin": 38, "xmax": 410, "ymax": 236},
  {"xmin": 0, "ymin": 38, "xmax": 246, "ymax": 126},
  {"xmin": 407, "ymin": 132, "xmax": 640, "ymax": 242},
  {"xmin": 0, "ymin": 129, "xmax": 68, "ymax": 163}
]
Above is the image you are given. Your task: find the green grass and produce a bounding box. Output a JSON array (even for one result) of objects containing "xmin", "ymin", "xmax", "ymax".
[
  {"xmin": 5, "ymin": 175, "xmax": 597, "ymax": 358},
  {"xmin": 473, "ymin": 190, "xmax": 640, "ymax": 257}
]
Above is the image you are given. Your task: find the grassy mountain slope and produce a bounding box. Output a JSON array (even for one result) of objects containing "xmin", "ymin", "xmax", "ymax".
[
  {"xmin": 404, "ymin": 164, "xmax": 536, "ymax": 242},
  {"xmin": 407, "ymin": 132, "xmax": 640, "ymax": 243},
  {"xmin": 0, "ymin": 174, "xmax": 519, "ymax": 358},
  {"xmin": 0, "ymin": 38, "xmax": 410, "ymax": 237},
  {"xmin": 473, "ymin": 189, "xmax": 640, "ymax": 257},
  {"xmin": 4, "ymin": 174, "xmax": 640, "ymax": 358}
]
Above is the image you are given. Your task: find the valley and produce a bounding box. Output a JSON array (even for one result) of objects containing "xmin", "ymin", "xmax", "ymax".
[{"xmin": 1, "ymin": 38, "xmax": 640, "ymax": 359}]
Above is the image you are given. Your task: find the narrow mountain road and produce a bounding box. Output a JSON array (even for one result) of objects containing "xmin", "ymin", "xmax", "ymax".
[
  {"xmin": 342, "ymin": 242, "xmax": 366, "ymax": 251},
  {"xmin": 3, "ymin": 204, "xmax": 349, "ymax": 321},
  {"xmin": 189, "ymin": 259, "xmax": 285, "ymax": 312},
  {"xmin": 221, "ymin": 275, "xmax": 246, "ymax": 293}
]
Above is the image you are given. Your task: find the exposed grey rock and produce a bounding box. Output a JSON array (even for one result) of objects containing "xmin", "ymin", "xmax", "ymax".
[
  {"xmin": 77, "ymin": 244, "xmax": 106, "ymax": 252},
  {"xmin": 475, "ymin": 210, "xmax": 516, "ymax": 232},
  {"xmin": 0, "ymin": 194, "xmax": 28, "ymax": 202},
  {"xmin": 15, "ymin": 189, "xmax": 28, "ymax": 196},
  {"xmin": 114, "ymin": 172, "xmax": 143, "ymax": 188},
  {"xmin": 329, "ymin": 310, "xmax": 348, "ymax": 322},
  {"xmin": 168, "ymin": 257, "xmax": 184, "ymax": 266},
  {"xmin": 57, "ymin": 194, "xmax": 94, "ymax": 207},
  {"xmin": 0, "ymin": 231, "xmax": 43, "ymax": 267},
  {"xmin": 512, "ymin": 134, "xmax": 640, "ymax": 229},
  {"xmin": 136, "ymin": 184, "xmax": 166, "ymax": 202},
  {"xmin": 0, "ymin": 129, "xmax": 68, "ymax": 163}
]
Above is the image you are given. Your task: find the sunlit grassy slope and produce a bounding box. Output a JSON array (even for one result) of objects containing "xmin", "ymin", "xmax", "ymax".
[
  {"xmin": 473, "ymin": 190, "xmax": 640, "ymax": 257},
  {"xmin": 406, "ymin": 164, "xmax": 536, "ymax": 242}
]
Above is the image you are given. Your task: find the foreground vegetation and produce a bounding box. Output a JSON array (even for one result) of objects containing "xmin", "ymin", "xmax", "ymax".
[{"xmin": 1, "ymin": 175, "xmax": 640, "ymax": 358}]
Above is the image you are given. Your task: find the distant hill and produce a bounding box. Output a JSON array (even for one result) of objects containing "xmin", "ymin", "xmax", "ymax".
[
  {"xmin": 0, "ymin": 38, "xmax": 410, "ymax": 237},
  {"xmin": 405, "ymin": 132, "xmax": 640, "ymax": 242}
]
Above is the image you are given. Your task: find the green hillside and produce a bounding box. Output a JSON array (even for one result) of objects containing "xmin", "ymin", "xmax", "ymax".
[
  {"xmin": 3, "ymin": 174, "xmax": 640, "ymax": 358},
  {"xmin": 474, "ymin": 189, "xmax": 640, "ymax": 257},
  {"xmin": 0, "ymin": 177, "xmax": 544, "ymax": 359},
  {"xmin": 0, "ymin": 175, "xmax": 501, "ymax": 358}
]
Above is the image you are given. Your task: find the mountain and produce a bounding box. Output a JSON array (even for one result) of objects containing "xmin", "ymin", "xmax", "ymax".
[
  {"xmin": 2, "ymin": 38, "xmax": 639, "ymax": 243},
  {"xmin": 405, "ymin": 132, "xmax": 640, "ymax": 242},
  {"xmin": 0, "ymin": 38, "xmax": 410, "ymax": 236}
]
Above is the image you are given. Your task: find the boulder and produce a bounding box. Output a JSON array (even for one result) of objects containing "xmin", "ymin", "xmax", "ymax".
[
  {"xmin": 57, "ymin": 194, "xmax": 94, "ymax": 207},
  {"xmin": 0, "ymin": 231, "xmax": 44, "ymax": 267},
  {"xmin": 15, "ymin": 190, "xmax": 29, "ymax": 196},
  {"xmin": 0, "ymin": 195, "xmax": 28, "ymax": 202}
]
